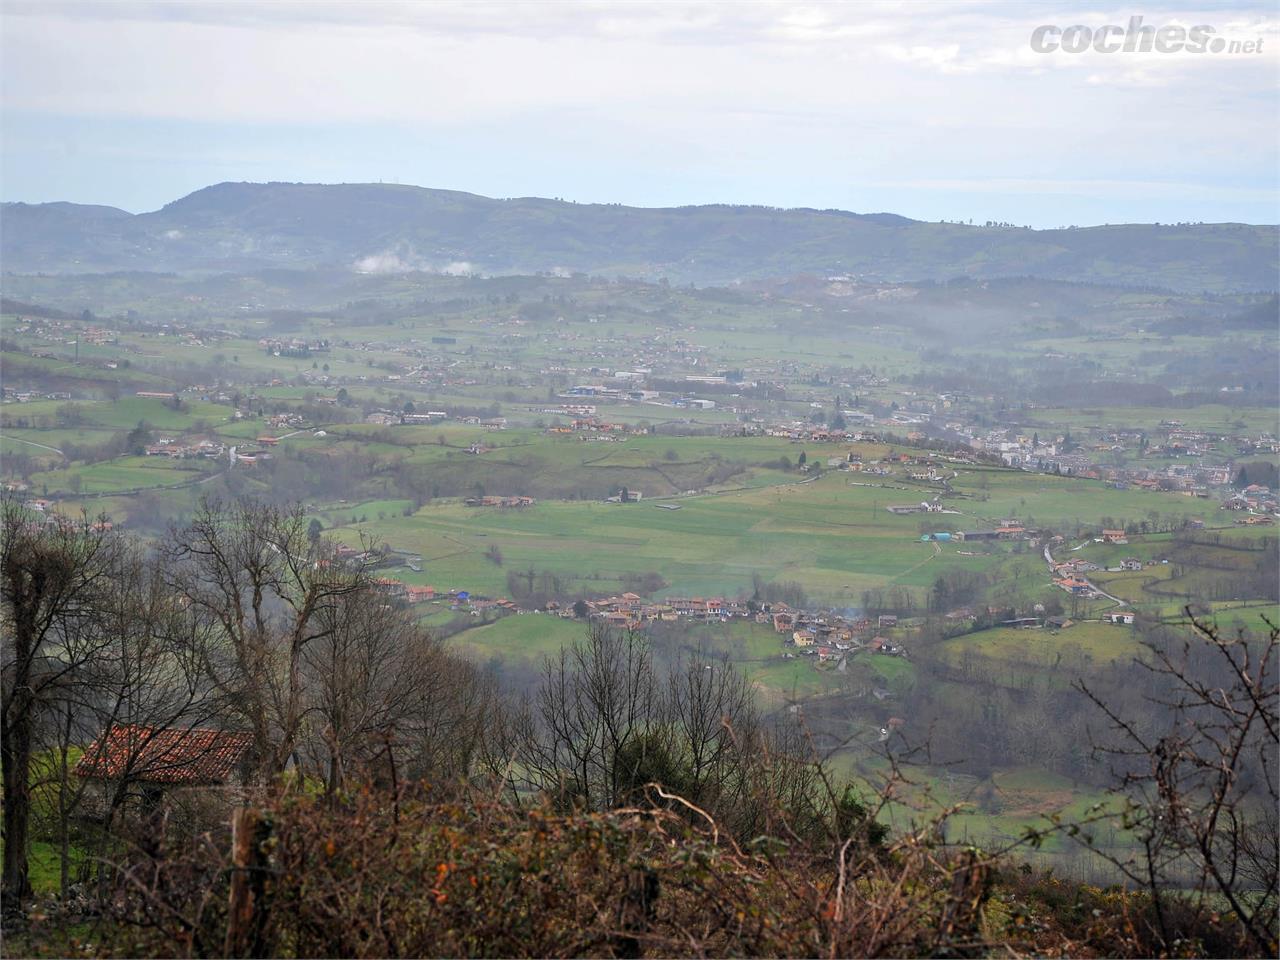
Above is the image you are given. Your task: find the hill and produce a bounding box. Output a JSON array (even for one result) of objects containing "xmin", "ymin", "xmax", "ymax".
[{"xmin": 3, "ymin": 181, "xmax": 1276, "ymax": 291}]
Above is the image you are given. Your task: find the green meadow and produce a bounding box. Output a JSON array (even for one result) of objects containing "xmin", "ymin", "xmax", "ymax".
[
  {"xmin": 320, "ymin": 448, "xmax": 1235, "ymax": 609},
  {"xmin": 29, "ymin": 455, "xmax": 216, "ymax": 495}
]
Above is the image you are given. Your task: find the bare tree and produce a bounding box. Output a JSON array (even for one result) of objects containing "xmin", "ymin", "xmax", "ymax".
[
  {"xmin": 1080, "ymin": 613, "xmax": 1279, "ymax": 955},
  {"xmin": 664, "ymin": 654, "xmax": 759, "ymax": 808},
  {"xmin": 301, "ymin": 588, "xmax": 495, "ymax": 794},
  {"xmin": 516, "ymin": 625, "xmax": 824, "ymax": 840},
  {"xmin": 1, "ymin": 499, "xmax": 118, "ymax": 912},
  {"xmin": 520, "ymin": 624, "xmax": 659, "ymax": 810},
  {"xmin": 33, "ymin": 541, "xmax": 222, "ymax": 898},
  {"xmin": 163, "ymin": 498, "xmax": 370, "ymax": 781}
]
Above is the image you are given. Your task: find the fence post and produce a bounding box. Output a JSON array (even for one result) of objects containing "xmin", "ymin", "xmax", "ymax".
[{"xmin": 225, "ymin": 806, "xmax": 271, "ymax": 958}]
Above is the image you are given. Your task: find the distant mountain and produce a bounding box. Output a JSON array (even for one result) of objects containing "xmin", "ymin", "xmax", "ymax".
[{"xmin": 3, "ymin": 181, "xmax": 1276, "ymax": 292}]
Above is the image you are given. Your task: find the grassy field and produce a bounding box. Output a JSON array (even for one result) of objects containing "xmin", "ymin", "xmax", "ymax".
[
  {"xmin": 328, "ymin": 470, "xmax": 980, "ymax": 603},
  {"xmin": 28, "ymin": 455, "xmax": 217, "ymax": 495},
  {"xmin": 938, "ymin": 621, "xmax": 1146, "ymax": 675},
  {"xmin": 316, "ymin": 452, "xmax": 1233, "ymax": 609},
  {"xmin": 447, "ymin": 612, "xmax": 585, "ymax": 664}
]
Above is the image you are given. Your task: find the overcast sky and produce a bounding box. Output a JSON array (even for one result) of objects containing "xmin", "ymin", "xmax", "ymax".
[{"xmin": 2, "ymin": 0, "xmax": 1276, "ymax": 226}]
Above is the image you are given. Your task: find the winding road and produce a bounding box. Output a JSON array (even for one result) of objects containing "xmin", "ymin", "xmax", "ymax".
[{"xmin": 0, "ymin": 435, "xmax": 65, "ymax": 456}]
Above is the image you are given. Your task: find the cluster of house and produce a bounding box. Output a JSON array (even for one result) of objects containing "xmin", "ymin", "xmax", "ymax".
[
  {"xmin": 258, "ymin": 337, "xmax": 330, "ymax": 357},
  {"xmin": 143, "ymin": 436, "xmax": 226, "ymax": 459},
  {"xmin": 763, "ymin": 425, "xmax": 881, "ymax": 443},
  {"xmin": 562, "ymin": 594, "xmax": 747, "ymax": 627},
  {"xmin": 265, "ymin": 413, "xmax": 306, "ymax": 430},
  {"xmin": 1, "ymin": 387, "xmax": 74, "ymax": 403},
  {"xmin": 969, "ymin": 426, "xmax": 1277, "ymax": 504},
  {"xmin": 1052, "ymin": 556, "xmax": 1101, "ymax": 579},
  {"xmin": 1222, "ymin": 485, "xmax": 1277, "ymax": 515},
  {"xmin": 463, "ymin": 495, "xmax": 536, "ymax": 508},
  {"xmin": 775, "ymin": 609, "xmax": 906, "ymax": 661},
  {"xmin": 565, "ymin": 594, "xmax": 907, "ymax": 664},
  {"xmin": 79, "ymin": 325, "xmax": 119, "ymax": 346},
  {"xmin": 363, "ymin": 410, "xmax": 504, "ymax": 429},
  {"xmin": 369, "ymin": 577, "xmax": 518, "ymax": 612},
  {"xmin": 568, "ymin": 418, "xmax": 633, "ymax": 433}
]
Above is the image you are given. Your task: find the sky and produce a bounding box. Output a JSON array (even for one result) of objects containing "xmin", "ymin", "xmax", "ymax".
[{"xmin": 1, "ymin": 0, "xmax": 1277, "ymax": 227}]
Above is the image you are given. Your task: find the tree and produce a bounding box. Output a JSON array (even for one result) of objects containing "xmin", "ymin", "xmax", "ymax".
[
  {"xmin": 1080, "ymin": 615, "xmax": 1279, "ymax": 955},
  {"xmin": 50, "ymin": 546, "xmax": 223, "ymax": 892},
  {"xmin": 572, "ymin": 600, "xmax": 590, "ymax": 619},
  {"xmin": 125, "ymin": 421, "xmax": 153, "ymax": 456},
  {"xmin": 163, "ymin": 499, "xmax": 371, "ymax": 781},
  {"xmin": 302, "ymin": 587, "xmax": 472, "ymax": 795},
  {"xmin": 514, "ymin": 625, "xmax": 819, "ymax": 841},
  {"xmin": 1, "ymin": 499, "xmax": 119, "ymax": 911},
  {"xmin": 308, "ymin": 518, "xmax": 324, "ymax": 543},
  {"xmin": 1236, "ymin": 461, "xmax": 1279, "ymax": 489},
  {"xmin": 520, "ymin": 625, "xmax": 659, "ymax": 811},
  {"xmin": 798, "ymin": 451, "xmax": 807, "ymax": 466}
]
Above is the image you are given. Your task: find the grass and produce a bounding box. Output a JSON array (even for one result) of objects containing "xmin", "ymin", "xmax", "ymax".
[
  {"xmin": 26, "ymin": 841, "xmax": 79, "ymax": 896},
  {"xmin": 946, "ymin": 621, "xmax": 1145, "ymax": 665},
  {"xmin": 328, "ymin": 473, "xmax": 958, "ymax": 603},
  {"xmin": 935, "ymin": 622, "xmax": 1147, "ymax": 691},
  {"xmin": 29, "ymin": 455, "xmax": 216, "ymax": 495},
  {"xmin": 313, "ymin": 449, "xmax": 1236, "ymax": 612},
  {"xmin": 80, "ymin": 396, "xmax": 233, "ymax": 431},
  {"xmin": 448, "ymin": 612, "xmax": 585, "ymax": 663}
]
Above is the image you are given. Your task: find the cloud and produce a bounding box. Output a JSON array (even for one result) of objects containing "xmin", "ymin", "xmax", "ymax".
[
  {"xmin": 352, "ymin": 252, "xmax": 476, "ymax": 276},
  {"xmin": 4, "ymin": 1, "xmax": 1274, "ymax": 129},
  {"xmin": 1, "ymin": 1, "xmax": 1274, "ymax": 224},
  {"xmin": 353, "ymin": 251, "xmax": 415, "ymax": 274}
]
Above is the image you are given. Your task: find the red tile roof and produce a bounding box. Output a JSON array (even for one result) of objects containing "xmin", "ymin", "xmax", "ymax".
[{"xmin": 75, "ymin": 724, "xmax": 253, "ymax": 785}]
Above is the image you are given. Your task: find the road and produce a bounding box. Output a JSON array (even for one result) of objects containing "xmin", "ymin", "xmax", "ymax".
[{"xmin": 0, "ymin": 435, "xmax": 65, "ymax": 456}]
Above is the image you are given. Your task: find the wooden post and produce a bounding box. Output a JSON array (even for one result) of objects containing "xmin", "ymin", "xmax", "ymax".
[
  {"xmin": 615, "ymin": 866, "xmax": 659, "ymax": 959},
  {"xmin": 225, "ymin": 807, "xmax": 271, "ymax": 958}
]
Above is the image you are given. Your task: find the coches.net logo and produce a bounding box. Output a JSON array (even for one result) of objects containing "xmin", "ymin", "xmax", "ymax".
[{"xmin": 1030, "ymin": 15, "xmax": 1264, "ymax": 54}]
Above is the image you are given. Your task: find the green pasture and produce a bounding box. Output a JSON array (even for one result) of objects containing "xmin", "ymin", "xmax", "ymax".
[
  {"xmin": 29, "ymin": 455, "xmax": 216, "ymax": 495},
  {"xmin": 1022, "ymin": 403, "xmax": 1277, "ymax": 436},
  {"xmin": 939, "ymin": 621, "xmax": 1146, "ymax": 670},
  {"xmin": 447, "ymin": 612, "xmax": 585, "ymax": 664},
  {"xmin": 316, "ymin": 453, "xmax": 1253, "ymax": 608},
  {"xmin": 329, "ymin": 471, "xmax": 974, "ymax": 603}
]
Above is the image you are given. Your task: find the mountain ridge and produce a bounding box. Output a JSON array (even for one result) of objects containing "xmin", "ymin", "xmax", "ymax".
[{"xmin": 3, "ymin": 180, "xmax": 1276, "ymax": 292}]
